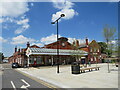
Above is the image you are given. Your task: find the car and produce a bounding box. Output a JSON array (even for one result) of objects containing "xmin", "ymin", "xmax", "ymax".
[
  {"xmin": 3, "ymin": 59, "xmax": 8, "ymax": 63},
  {"xmin": 12, "ymin": 63, "xmax": 20, "ymax": 68}
]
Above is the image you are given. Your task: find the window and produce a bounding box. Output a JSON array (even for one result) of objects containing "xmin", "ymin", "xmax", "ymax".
[
  {"xmin": 90, "ymin": 48, "xmax": 92, "ymax": 52},
  {"xmin": 37, "ymin": 57, "xmax": 42, "ymax": 64},
  {"xmin": 94, "ymin": 57, "xmax": 96, "ymax": 61},
  {"xmin": 62, "ymin": 43, "xmax": 65, "ymax": 47},
  {"xmin": 98, "ymin": 49, "xmax": 99, "ymax": 52},
  {"xmin": 29, "ymin": 57, "xmax": 34, "ymax": 64},
  {"xmin": 91, "ymin": 58, "xmax": 93, "ymax": 61},
  {"xmin": 94, "ymin": 48, "xmax": 96, "ymax": 52}
]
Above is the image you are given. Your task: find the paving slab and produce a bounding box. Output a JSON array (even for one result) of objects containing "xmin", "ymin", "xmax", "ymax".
[{"xmin": 17, "ymin": 63, "xmax": 118, "ymax": 88}]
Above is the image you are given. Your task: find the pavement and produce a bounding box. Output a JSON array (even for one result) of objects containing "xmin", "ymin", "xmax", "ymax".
[{"xmin": 16, "ymin": 63, "xmax": 119, "ymax": 88}]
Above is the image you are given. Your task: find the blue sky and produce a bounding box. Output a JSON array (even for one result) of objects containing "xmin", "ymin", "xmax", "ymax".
[{"xmin": 0, "ymin": 1, "xmax": 118, "ymax": 57}]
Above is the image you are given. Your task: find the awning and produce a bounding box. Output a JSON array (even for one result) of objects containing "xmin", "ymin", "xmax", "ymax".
[{"xmin": 26, "ymin": 48, "xmax": 88, "ymax": 56}]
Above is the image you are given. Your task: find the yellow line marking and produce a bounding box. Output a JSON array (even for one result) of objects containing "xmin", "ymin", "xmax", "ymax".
[{"xmin": 15, "ymin": 69, "xmax": 60, "ymax": 89}]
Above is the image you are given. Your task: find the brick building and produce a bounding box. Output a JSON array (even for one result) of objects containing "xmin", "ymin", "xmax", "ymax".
[
  {"xmin": 8, "ymin": 42, "xmax": 40, "ymax": 66},
  {"xmin": 26, "ymin": 37, "xmax": 87, "ymax": 67},
  {"xmin": 44, "ymin": 37, "xmax": 74, "ymax": 49},
  {"xmin": 79, "ymin": 38, "xmax": 101, "ymax": 64},
  {"xmin": 9, "ymin": 37, "xmax": 101, "ymax": 67},
  {"xmin": 9, "ymin": 37, "xmax": 88, "ymax": 67}
]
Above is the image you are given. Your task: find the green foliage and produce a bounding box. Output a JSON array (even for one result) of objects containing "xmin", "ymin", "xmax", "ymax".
[
  {"xmin": 103, "ymin": 25, "xmax": 116, "ymax": 43},
  {"xmin": 106, "ymin": 49, "xmax": 112, "ymax": 57},
  {"xmin": 2, "ymin": 54, "xmax": 4, "ymax": 60},
  {"xmin": 98, "ymin": 42, "xmax": 107, "ymax": 54},
  {"xmin": 0, "ymin": 53, "xmax": 4, "ymax": 63}
]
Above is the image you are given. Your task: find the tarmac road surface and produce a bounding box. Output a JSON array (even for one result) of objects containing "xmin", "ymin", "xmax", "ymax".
[{"xmin": 2, "ymin": 64, "xmax": 57, "ymax": 90}]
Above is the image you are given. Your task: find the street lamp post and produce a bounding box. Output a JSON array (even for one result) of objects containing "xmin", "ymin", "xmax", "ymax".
[{"xmin": 51, "ymin": 14, "xmax": 65, "ymax": 73}]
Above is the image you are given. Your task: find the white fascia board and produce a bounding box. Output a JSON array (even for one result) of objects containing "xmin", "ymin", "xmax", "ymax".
[
  {"xmin": 29, "ymin": 52, "xmax": 88, "ymax": 56},
  {"xmin": 26, "ymin": 48, "xmax": 32, "ymax": 57}
]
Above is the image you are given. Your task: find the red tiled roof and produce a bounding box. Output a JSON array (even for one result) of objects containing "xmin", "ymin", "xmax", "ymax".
[
  {"xmin": 30, "ymin": 45, "xmax": 40, "ymax": 48},
  {"xmin": 80, "ymin": 47, "xmax": 89, "ymax": 52}
]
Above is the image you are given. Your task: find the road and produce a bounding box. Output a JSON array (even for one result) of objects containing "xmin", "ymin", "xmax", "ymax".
[{"xmin": 1, "ymin": 64, "xmax": 57, "ymax": 89}]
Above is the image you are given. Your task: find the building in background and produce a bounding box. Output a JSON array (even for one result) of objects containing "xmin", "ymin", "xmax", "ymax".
[
  {"xmin": 79, "ymin": 38, "xmax": 101, "ymax": 64},
  {"xmin": 43, "ymin": 37, "xmax": 74, "ymax": 49},
  {"xmin": 8, "ymin": 42, "xmax": 40, "ymax": 67},
  {"xmin": 9, "ymin": 37, "xmax": 88, "ymax": 67},
  {"xmin": 9, "ymin": 37, "xmax": 102, "ymax": 67},
  {"xmin": 26, "ymin": 37, "xmax": 87, "ymax": 67}
]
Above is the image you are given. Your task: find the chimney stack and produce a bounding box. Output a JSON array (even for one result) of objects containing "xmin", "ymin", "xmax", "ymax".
[
  {"xmin": 15, "ymin": 46, "xmax": 17, "ymax": 52},
  {"xmin": 27, "ymin": 42, "xmax": 30, "ymax": 48},
  {"xmin": 76, "ymin": 40, "xmax": 79, "ymax": 46},
  {"xmin": 86, "ymin": 37, "xmax": 88, "ymax": 45},
  {"xmin": 18, "ymin": 48, "xmax": 20, "ymax": 52}
]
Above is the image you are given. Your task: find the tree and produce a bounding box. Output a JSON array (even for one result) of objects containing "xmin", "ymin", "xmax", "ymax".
[
  {"xmin": 0, "ymin": 53, "xmax": 4, "ymax": 63},
  {"xmin": 2, "ymin": 53, "xmax": 4, "ymax": 60},
  {"xmin": 103, "ymin": 25, "xmax": 116, "ymax": 57},
  {"xmin": 98, "ymin": 42, "xmax": 107, "ymax": 54},
  {"xmin": 103, "ymin": 25, "xmax": 116, "ymax": 73}
]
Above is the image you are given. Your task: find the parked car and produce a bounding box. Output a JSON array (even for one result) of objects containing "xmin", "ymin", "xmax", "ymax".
[
  {"xmin": 12, "ymin": 63, "xmax": 20, "ymax": 68},
  {"xmin": 3, "ymin": 59, "xmax": 8, "ymax": 63}
]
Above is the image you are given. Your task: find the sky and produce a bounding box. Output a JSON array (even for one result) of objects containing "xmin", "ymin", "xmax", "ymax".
[{"xmin": 0, "ymin": 0, "xmax": 118, "ymax": 57}]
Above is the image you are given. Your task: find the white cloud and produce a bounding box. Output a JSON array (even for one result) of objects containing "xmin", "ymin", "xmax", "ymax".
[
  {"xmin": 52, "ymin": 0, "xmax": 74, "ymax": 9},
  {"xmin": 14, "ymin": 28, "xmax": 25, "ymax": 34},
  {"xmin": 78, "ymin": 39, "xmax": 86, "ymax": 44},
  {"xmin": 31, "ymin": 3, "xmax": 34, "ymax": 6},
  {"xmin": 0, "ymin": 18, "xmax": 3, "ymax": 23},
  {"xmin": 15, "ymin": 18, "xmax": 30, "ymax": 34},
  {"xmin": 0, "ymin": 0, "xmax": 30, "ymax": 34},
  {"xmin": 0, "ymin": 37, "xmax": 7, "ymax": 43},
  {"xmin": 68, "ymin": 37, "xmax": 86, "ymax": 44},
  {"xmin": 40, "ymin": 34, "xmax": 86, "ymax": 45},
  {"xmin": 51, "ymin": 0, "xmax": 78, "ymax": 22},
  {"xmin": 0, "ymin": 17, "xmax": 14, "ymax": 23},
  {"xmin": 52, "ymin": 8, "xmax": 78, "ymax": 22},
  {"xmin": 0, "ymin": 0, "xmax": 29, "ymax": 17},
  {"xmin": 109, "ymin": 0, "xmax": 120, "ymax": 2},
  {"xmin": 1, "ymin": 16, "xmax": 30, "ymax": 34},
  {"xmin": 40, "ymin": 34, "xmax": 61, "ymax": 44},
  {"xmin": 16, "ymin": 18, "xmax": 29, "ymax": 25},
  {"xmin": 1, "ymin": 17, "xmax": 30, "ymax": 34},
  {"xmin": 68, "ymin": 37, "xmax": 76, "ymax": 44},
  {"xmin": 11, "ymin": 35, "xmax": 36, "ymax": 45}
]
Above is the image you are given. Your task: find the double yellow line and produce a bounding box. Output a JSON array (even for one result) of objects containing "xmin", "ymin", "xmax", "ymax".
[{"xmin": 16, "ymin": 70, "xmax": 60, "ymax": 90}]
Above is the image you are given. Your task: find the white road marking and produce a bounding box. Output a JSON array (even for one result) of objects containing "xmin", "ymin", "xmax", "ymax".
[
  {"xmin": 20, "ymin": 79, "xmax": 30, "ymax": 89},
  {"xmin": 10, "ymin": 81, "xmax": 16, "ymax": 90}
]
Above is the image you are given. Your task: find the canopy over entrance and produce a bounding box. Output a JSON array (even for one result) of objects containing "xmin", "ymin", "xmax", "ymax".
[{"xmin": 26, "ymin": 48, "xmax": 88, "ymax": 56}]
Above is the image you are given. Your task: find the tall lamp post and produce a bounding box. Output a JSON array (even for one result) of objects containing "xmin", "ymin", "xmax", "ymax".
[{"xmin": 51, "ymin": 14, "xmax": 65, "ymax": 73}]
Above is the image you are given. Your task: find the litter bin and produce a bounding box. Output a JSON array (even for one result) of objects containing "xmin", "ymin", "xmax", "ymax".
[
  {"xmin": 71, "ymin": 62, "xmax": 80, "ymax": 74},
  {"xmin": 116, "ymin": 65, "xmax": 118, "ymax": 67}
]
